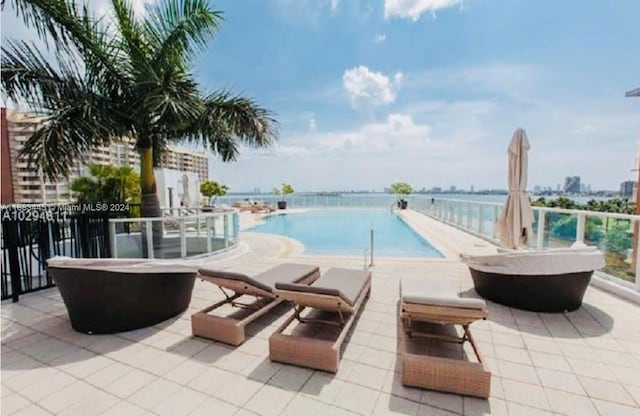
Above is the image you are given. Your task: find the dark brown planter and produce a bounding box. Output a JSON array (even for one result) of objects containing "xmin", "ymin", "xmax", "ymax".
[{"xmin": 277, "ymin": 201, "xmax": 287, "ymax": 209}]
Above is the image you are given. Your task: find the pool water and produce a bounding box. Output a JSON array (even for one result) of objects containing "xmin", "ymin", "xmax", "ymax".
[{"xmin": 249, "ymin": 209, "xmax": 443, "ymax": 257}]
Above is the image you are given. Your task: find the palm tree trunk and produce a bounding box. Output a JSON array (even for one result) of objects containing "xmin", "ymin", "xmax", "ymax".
[{"xmin": 139, "ymin": 146, "xmax": 163, "ymax": 253}]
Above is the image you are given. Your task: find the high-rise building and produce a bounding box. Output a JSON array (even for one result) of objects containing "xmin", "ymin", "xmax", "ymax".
[
  {"xmin": 564, "ymin": 176, "xmax": 581, "ymax": 194},
  {"xmin": 161, "ymin": 146, "xmax": 208, "ymax": 183},
  {"xmin": 620, "ymin": 180, "xmax": 637, "ymax": 197},
  {"xmin": 1, "ymin": 109, "xmax": 209, "ymax": 204}
]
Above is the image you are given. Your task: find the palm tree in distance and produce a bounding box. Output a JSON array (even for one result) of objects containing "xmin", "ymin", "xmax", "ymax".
[{"xmin": 1, "ymin": 0, "xmax": 277, "ymax": 226}]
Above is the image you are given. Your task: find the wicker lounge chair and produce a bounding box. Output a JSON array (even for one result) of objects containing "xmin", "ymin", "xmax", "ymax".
[
  {"xmin": 269, "ymin": 268, "xmax": 371, "ymax": 372},
  {"xmin": 400, "ymin": 277, "xmax": 491, "ymax": 398},
  {"xmin": 191, "ymin": 263, "xmax": 320, "ymax": 345}
]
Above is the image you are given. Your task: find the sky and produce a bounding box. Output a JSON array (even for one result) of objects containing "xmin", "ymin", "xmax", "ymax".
[{"xmin": 2, "ymin": 0, "xmax": 640, "ymax": 193}]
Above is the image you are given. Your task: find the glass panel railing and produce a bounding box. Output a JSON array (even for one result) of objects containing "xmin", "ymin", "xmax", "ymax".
[
  {"xmin": 595, "ymin": 216, "xmax": 636, "ymax": 286},
  {"xmin": 542, "ymin": 212, "xmax": 576, "ymax": 249}
]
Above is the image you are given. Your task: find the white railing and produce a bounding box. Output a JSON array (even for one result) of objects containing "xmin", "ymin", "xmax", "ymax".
[
  {"xmin": 108, "ymin": 211, "xmax": 239, "ymax": 259},
  {"xmin": 412, "ymin": 196, "xmax": 640, "ymax": 293}
]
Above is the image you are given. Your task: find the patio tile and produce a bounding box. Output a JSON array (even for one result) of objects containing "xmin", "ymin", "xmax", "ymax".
[
  {"xmin": 281, "ymin": 395, "xmax": 332, "ymax": 416},
  {"xmin": 358, "ymin": 348, "xmax": 396, "ymax": 370},
  {"xmin": 101, "ymin": 369, "xmax": 156, "ymax": 398},
  {"xmin": 505, "ymin": 402, "xmax": 554, "ymax": 416},
  {"xmin": 416, "ymin": 403, "xmax": 460, "ymax": 415},
  {"xmin": 188, "ymin": 396, "xmax": 239, "ymax": 416},
  {"xmin": 591, "ymin": 399, "xmax": 640, "ymax": 416},
  {"xmin": 463, "ymin": 397, "xmax": 508, "ymax": 416},
  {"xmin": 98, "ymin": 401, "xmax": 147, "ymax": 416},
  {"xmin": 373, "ymin": 392, "xmax": 419, "ymax": 415},
  {"xmin": 368, "ymin": 334, "xmax": 398, "ymax": 353},
  {"xmin": 58, "ymin": 391, "xmax": 119, "ymax": 416},
  {"xmin": 151, "ymin": 387, "xmax": 208, "ymax": 416},
  {"xmin": 528, "ymin": 351, "xmax": 572, "ymax": 372},
  {"xmin": 127, "ymin": 378, "xmax": 182, "ymax": 409},
  {"xmin": 38, "ymin": 381, "xmax": 98, "ymax": 414},
  {"xmin": 333, "ymin": 382, "xmax": 380, "ymax": 415},
  {"xmin": 535, "ymin": 368, "xmax": 585, "ymax": 395},
  {"xmin": 214, "ymin": 375, "xmax": 263, "ymax": 407},
  {"xmin": 500, "ymin": 379, "xmax": 550, "ymax": 410},
  {"xmin": 493, "ymin": 345, "xmax": 532, "ymax": 365},
  {"xmin": 522, "ymin": 337, "xmax": 562, "ymax": 355},
  {"xmin": 20, "ymin": 370, "xmax": 77, "ymax": 402},
  {"xmin": 346, "ymin": 363, "xmax": 387, "ymax": 390},
  {"xmin": 566, "ymin": 357, "xmax": 617, "ymax": 381},
  {"xmin": 244, "ymin": 384, "xmax": 295, "ymax": 416},
  {"xmin": 268, "ymin": 365, "xmax": 313, "ymax": 391},
  {"xmin": 187, "ymin": 366, "xmax": 235, "ymax": 396},
  {"xmin": 1, "ymin": 392, "xmax": 30, "ymax": 415},
  {"xmin": 578, "ymin": 376, "xmax": 636, "ymax": 406},
  {"xmin": 609, "ymin": 363, "xmax": 640, "ymax": 387},
  {"xmin": 84, "ymin": 362, "xmax": 135, "ymax": 388},
  {"xmin": 420, "ymin": 390, "xmax": 463, "ymax": 414},
  {"xmin": 381, "ymin": 371, "xmax": 422, "ymax": 402},
  {"xmin": 544, "ymin": 389, "xmax": 599, "ymax": 416},
  {"xmin": 300, "ymin": 372, "xmax": 345, "ymax": 404},
  {"xmin": 12, "ymin": 404, "xmax": 54, "ymax": 416},
  {"xmin": 497, "ymin": 361, "xmax": 539, "ymax": 384}
]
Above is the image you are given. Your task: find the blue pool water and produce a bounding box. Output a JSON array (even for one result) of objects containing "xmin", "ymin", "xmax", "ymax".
[{"xmin": 249, "ymin": 209, "xmax": 443, "ymax": 257}]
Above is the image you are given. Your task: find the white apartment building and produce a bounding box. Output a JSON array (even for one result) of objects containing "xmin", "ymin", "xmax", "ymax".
[{"xmin": 2, "ymin": 109, "xmax": 209, "ymax": 204}]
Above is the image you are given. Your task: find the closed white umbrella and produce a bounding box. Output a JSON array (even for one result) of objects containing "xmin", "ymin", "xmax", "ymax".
[{"xmin": 496, "ymin": 128, "xmax": 534, "ymax": 249}]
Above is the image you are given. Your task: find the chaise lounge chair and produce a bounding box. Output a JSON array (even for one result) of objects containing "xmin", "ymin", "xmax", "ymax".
[
  {"xmin": 269, "ymin": 268, "xmax": 371, "ymax": 372},
  {"xmin": 400, "ymin": 277, "xmax": 491, "ymax": 398},
  {"xmin": 191, "ymin": 263, "xmax": 320, "ymax": 345}
]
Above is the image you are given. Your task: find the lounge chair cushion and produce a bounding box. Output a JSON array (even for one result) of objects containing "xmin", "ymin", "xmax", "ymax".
[
  {"xmin": 276, "ymin": 268, "xmax": 371, "ymax": 306},
  {"xmin": 401, "ymin": 277, "xmax": 486, "ymax": 311},
  {"xmin": 198, "ymin": 263, "xmax": 319, "ymax": 293}
]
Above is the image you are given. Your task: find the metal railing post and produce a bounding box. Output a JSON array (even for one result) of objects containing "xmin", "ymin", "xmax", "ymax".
[
  {"xmin": 206, "ymin": 217, "xmax": 212, "ymax": 253},
  {"xmin": 109, "ymin": 221, "xmax": 117, "ymax": 258},
  {"xmin": 576, "ymin": 213, "xmax": 586, "ymax": 243},
  {"xmin": 223, "ymin": 214, "xmax": 229, "ymax": 247},
  {"xmin": 536, "ymin": 211, "xmax": 546, "ymax": 249},
  {"xmin": 369, "ymin": 227, "xmax": 374, "ymax": 267},
  {"xmin": 635, "ymin": 220, "xmax": 640, "ymax": 292},
  {"xmin": 146, "ymin": 220, "xmax": 154, "ymax": 259},
  {"xmin": 478, "ymin": 205, "xmax": 484, "ymax": 235},
  {"xmin": 492, "ymin": 206, "xmax": 499, "ymax": 238},
  {"xmin": 179, "ymin": 218, "xmax": 186, "ymax": 259}
]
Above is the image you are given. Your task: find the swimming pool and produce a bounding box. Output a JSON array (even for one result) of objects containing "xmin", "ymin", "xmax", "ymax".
[{"xmin": 249, "ymin": 209, "xmax": 443, "ymax": 257}]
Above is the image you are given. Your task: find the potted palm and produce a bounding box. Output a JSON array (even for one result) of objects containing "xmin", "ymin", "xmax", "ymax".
[
  {"xmin": 274, "ymin": 183, "xmax": 294, "ymax": 209},
  {"xmin": 391, "ymin": 182, "xmax": 413, "ymax": 209},
  {"xmin": 200, "ymin": 180, "xmax": 228, "ymax": 210}
]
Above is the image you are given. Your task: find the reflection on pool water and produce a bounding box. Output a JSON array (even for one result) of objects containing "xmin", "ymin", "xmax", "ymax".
[{"xmin": 249, "ymin": 209, "xmax": 443, "ymax": 257}]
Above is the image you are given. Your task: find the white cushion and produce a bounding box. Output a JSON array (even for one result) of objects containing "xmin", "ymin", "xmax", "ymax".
[{"xmin": 400, "ymin": 277, "xmax": 486, "ymax": 310}]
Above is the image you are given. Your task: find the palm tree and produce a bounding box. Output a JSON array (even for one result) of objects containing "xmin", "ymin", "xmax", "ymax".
[
  {"xmin": 71, "ymin": 163, "xmax": 140, "ymax": 205},
  {"xmin": 1, "ymin": 0, "xmax": 277, "ymax": 225}
]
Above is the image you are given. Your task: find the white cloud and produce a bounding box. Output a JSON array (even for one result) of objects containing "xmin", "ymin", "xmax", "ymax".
[
  {"xmin": 342, "ymin": 66, "xmax": 403, "ymax": 109},
  {"xmin": 374, "ymin": 33, "xmax": 387, "ymax": 43},
  {"xmin": 309, "ymin": 117, "xmax": 318, "ymax": 132},
  {"xmin": 384, "ymin": 0, "xmax": 462, "ymax": 21},
  {"xmin": 328, "ymin": 0, "xmax": 340, "ymax": 12}
]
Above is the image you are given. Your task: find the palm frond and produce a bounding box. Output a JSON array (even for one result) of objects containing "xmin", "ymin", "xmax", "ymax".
[
  {"xmin": 198, "ymin": 91, "xmax": 279, "ymax": 150},
  {"xmin": 144, "ymin": 0, "xmax": 221, "ymax": 67}
]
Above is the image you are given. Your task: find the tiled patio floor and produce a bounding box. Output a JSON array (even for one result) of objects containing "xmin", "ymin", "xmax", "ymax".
[{"xmin": 3, "ymin": 213, "xmax": 640, "ymax": 416}]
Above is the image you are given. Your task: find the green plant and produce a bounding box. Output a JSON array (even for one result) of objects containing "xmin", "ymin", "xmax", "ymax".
[
  {"xmin": 274, "ymin": 183, "xmax": 294, "ymax": 202},
  {"xmin": 71, "ymin": 164, "xmax": 140, "ymax": 205},
  {"xmin": 2, "ymin": 0, "xmax": 278, "ymax": 220},
  {"xmin": 200, "ymin": 180, "xmax": 228, "ymax": 205},
  {"xmin": 390, "ymin": 182, "xmax": 413, "ymax": 200},
  {"xmin": 605, "ymin": 224, "xmax": 632, "ymax": 257}
]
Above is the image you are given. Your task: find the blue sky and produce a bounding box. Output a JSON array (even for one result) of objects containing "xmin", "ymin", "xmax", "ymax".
[{"xmin": 3, "ymin": 0, "xmax": 640, "ymax": 192}]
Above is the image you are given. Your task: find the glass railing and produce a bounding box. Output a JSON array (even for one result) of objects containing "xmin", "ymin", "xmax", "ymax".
[
  {"xmin": 415, "ymin": 196, "xmax": 639, "ymax": 291},
  {"xmin": 108, "ymin": 211, "xmax": 239, "ymax": 259}
]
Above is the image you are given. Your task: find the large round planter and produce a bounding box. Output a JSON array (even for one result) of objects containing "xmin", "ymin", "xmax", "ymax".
[
  {"xmin": 397, "ymin": 200, "xmax": 408, "ymax": 209},
  {"xmin": 277, "ymin": 201, "xmax": 287, "ymax": 209}
]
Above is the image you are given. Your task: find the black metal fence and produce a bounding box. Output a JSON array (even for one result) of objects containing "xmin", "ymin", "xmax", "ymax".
[{"xmin": 1, "ymin": 210, "xmax": 111, "ymax": 302}]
